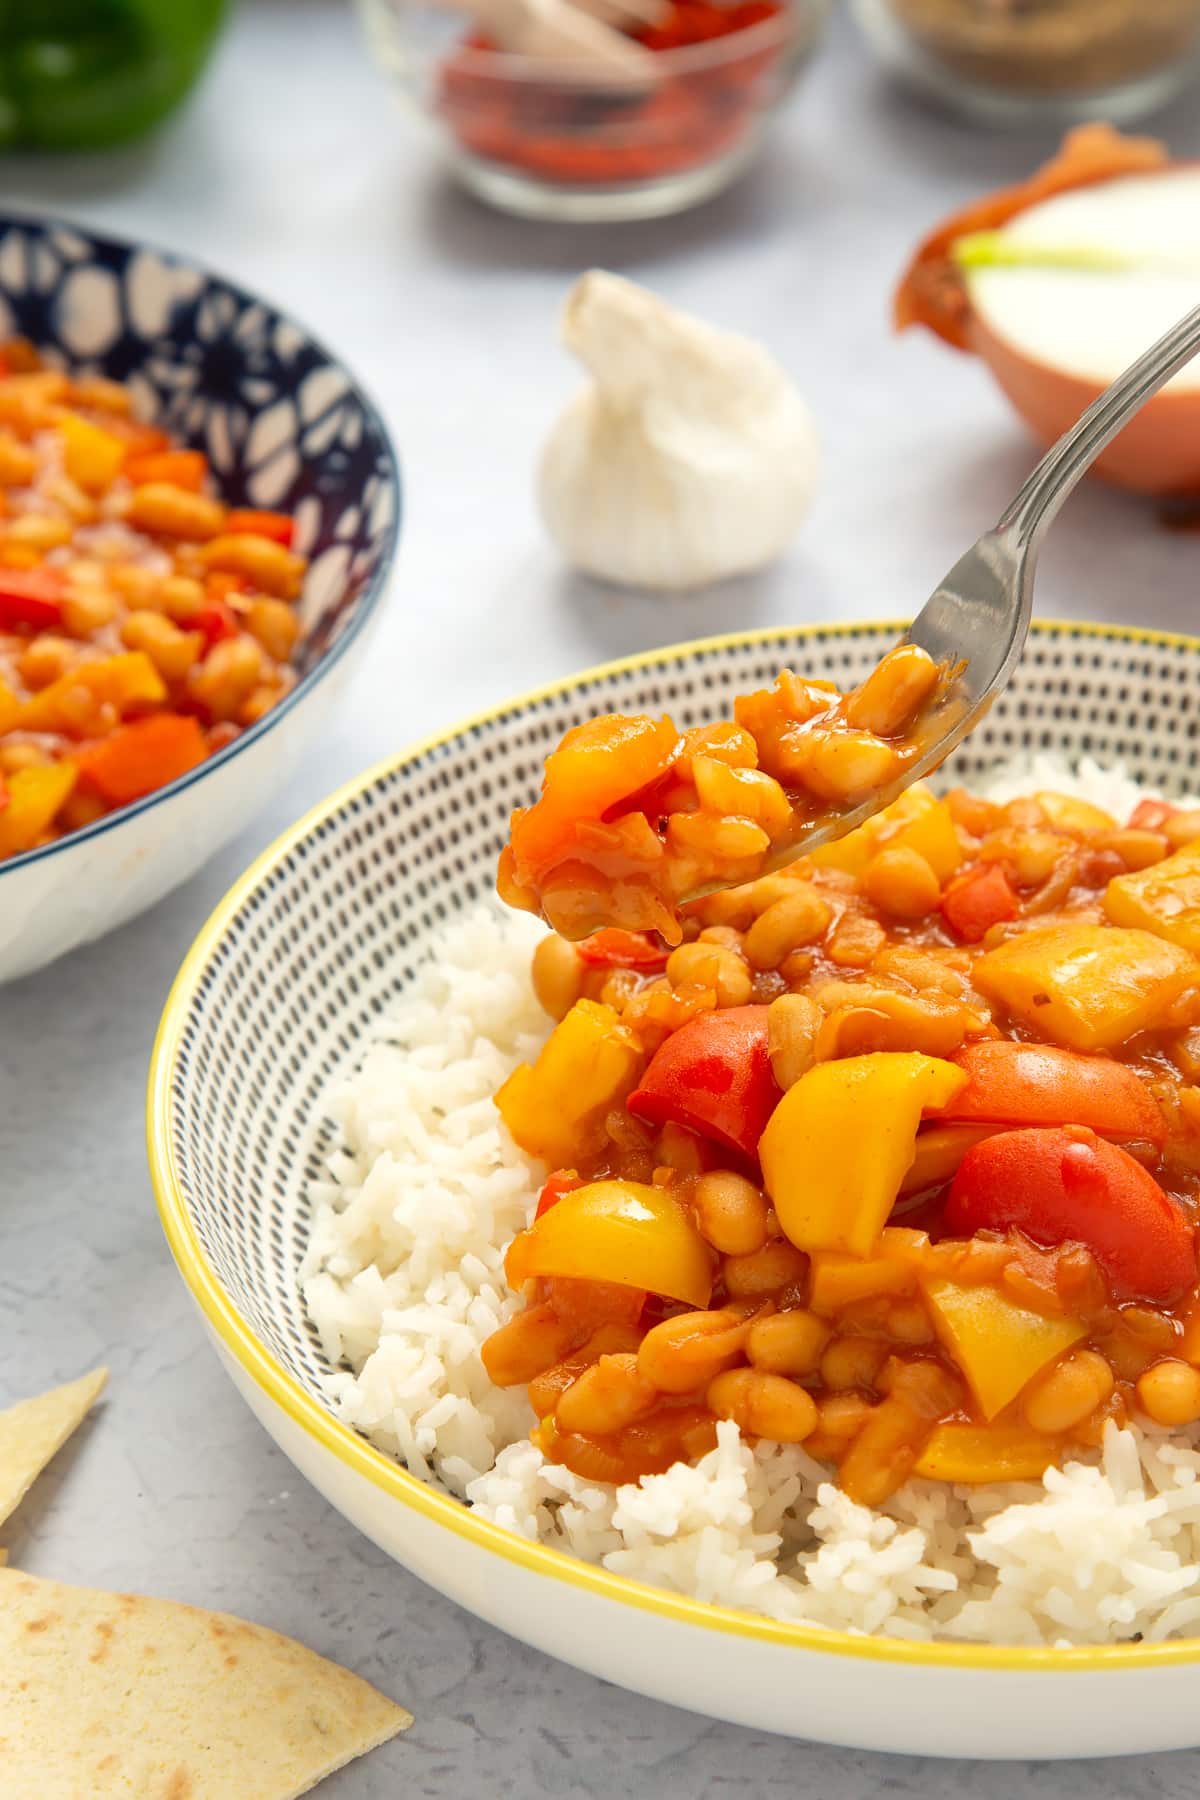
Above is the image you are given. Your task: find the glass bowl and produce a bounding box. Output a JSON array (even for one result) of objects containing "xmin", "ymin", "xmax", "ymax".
[
  {"xmin": 358, "ymin": 0, "xmax": 829, "ymax": 220},
  {"xmin": 852, "ymin": 0, "xmax": 1200, "ymax": 126}
]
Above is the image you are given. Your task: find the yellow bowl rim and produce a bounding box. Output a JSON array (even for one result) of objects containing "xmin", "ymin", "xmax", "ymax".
[{"xmin": 148, "ymin": 616, "xmax": 1200, "ymax": 1674}]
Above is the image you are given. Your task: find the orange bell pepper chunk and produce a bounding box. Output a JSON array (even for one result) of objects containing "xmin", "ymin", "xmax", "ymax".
[
  {"xmin": 123, "ymin": 448, "xmax": 209, "ymax": 492},
  {"xmin": 894, "ymin": 124, "xmax": 1168, "ymax": 351},
  {"xmin": 18, "ymin": 652, "xmax": 167, "ymax": 734},
  {"xmin": 76, "ymin": 713, "xmax": 208, "ymax": 805},
  {"xmin": 0, "ymin": 761, "xmax": 78, "ymax": 857},
  {"xmin": 507, "ymin": 713, "xmax": 680, "ymax": 887},
  {"xmin": 224, "ymin": 508, "xmax": 295, "ymax": 547},
  {"xmin": 505, "ymin": 1179, "xmax": 713, "ymax": 1309}
]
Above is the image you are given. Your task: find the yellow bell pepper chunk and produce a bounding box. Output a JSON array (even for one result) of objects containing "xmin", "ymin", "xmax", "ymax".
[
  {"xmin": 0, "ymin": 761, "xmax": 78, "ymax": 857},
  {"xmin": 807, "ymin": 785, "xmax": 955, "ymax": 879},
  {"xmin": 505, "ymin": 1179, "xmax": 712, "ymax": 1308},
  {"xmin": 914, "ymin": 1421, "xmax": 1062, "ymax": 1484},
  {"xmin": 0, "ymin": 676, "xmax": 18, "ymax": 735},
  {"xmin": 496, "ymin": 998, "xmax": 642, "ymax": 1169},
  {"xmin": 922, "ymin": 1279, "xmax": 1086, "ymax": 1421},
  {"xmin": 975, "ymin": 921, "xmax": 1197, "ymax": 1052},
  {"xmin": 760, "ymin": 1052, "xmax": 967, "ymax": 1259},
  {"xmin": 1035, "ymin": 791, "xmax": 1117, "ymax": 836},
  {"xmin": 1105, "ymin": 838, "xmax": 1200, "ymax": 955},
  {"xmin": 808, "ymin": 1248, "xmax": 917, "ymax": 1313},
  {"xmin": 59, "ymin": 412, "xmax": 127, "ymax": 491},
  {"xmin": 18, "ymin": 652, "xmax": 168, "ymax": 733}
]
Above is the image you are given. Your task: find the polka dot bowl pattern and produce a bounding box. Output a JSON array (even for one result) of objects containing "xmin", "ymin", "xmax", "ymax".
[
  {"xmin": 150, "ymin": 621, "xmax": 1200, "ymax": 1759},
  {"xmin": 0, "ymin": 214, "xmax": 400, "ymax": 983}
]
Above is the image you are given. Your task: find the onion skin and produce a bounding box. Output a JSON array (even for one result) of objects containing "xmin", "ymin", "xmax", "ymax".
[{"xmin": 893, "ymin": 123, "xmax": 1200, "ymax": 496}]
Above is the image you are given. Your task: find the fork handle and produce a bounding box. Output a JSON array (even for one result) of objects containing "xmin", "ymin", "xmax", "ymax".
[{"xmin": 995, "ymin": 299, "xmax": 1200, "ymax": 551}]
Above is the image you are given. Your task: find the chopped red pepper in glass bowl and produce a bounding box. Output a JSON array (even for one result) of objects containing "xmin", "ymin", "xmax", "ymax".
[{"xmin": 358, "ymin": 0, "xmax": 829, "ymax": 220}]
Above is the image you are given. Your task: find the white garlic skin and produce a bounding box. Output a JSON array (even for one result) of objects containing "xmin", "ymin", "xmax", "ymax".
[{"xmin": 538, "ymin": 270, "xmax": 820, "ymax": 593}]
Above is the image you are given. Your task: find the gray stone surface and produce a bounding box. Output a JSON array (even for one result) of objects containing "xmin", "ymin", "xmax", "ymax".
[{"xmin": 3, "ymin": 1, "xmax": 1200, "ymax": 1790}]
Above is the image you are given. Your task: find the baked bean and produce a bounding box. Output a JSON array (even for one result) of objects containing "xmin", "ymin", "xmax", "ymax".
[
  {"xmin": 819, "ymin": 1336, "xmax": 887, "ymax": 1392},
  {"xmin": 0, "ymin": 431, "xmax": 35, "ymax": 485},
  {"xmin": 156, "ymin": 575, "xmax": 206, "ymax": 623},
  {"xmin": 666, "ymin": 811, "xmax": 770, "ymax": 874},
  {"xmin": 245, "ymin": 596, "xmax": 302, "ymax": 661},
  {"xmin": 722, "ymin": 1240, "xmax": 808, "ymax": 1299},
  {"xmin": 61, "ymin": 585, "xmax": 119, "ymax": 636},
  {"xmin": 120, "ymin": 609, "xmax": 204, "ymax": 682},
  {"xmin": 0, "ymin": 742, "xmax": 49, "ymax": 773},
  {"xmin": 1022, "ymin": 1349, "xmax": 1114, "ymax": 1434},
  {"xmin": 767, "ymin": 992, "xmax": 820, "ymax": 1090},
  {"xmin": 666, "ymin": 941, "xmax": 752, "ymax": 1007},
  {"xmin": 1136, "ymin": 1359, "xmax": 1200, "ymax": 1426},
  {"xmin": 480, "ymin": 1303, "xmax": 578, "ymax": 1387},
  {"xmin": 555, "ymin": 1353, "xmax": 658, "ymax": 1435},
  {"xmin": 1097, "ymin": 828, "xmax": 1170, "ymax": 871},
  {"xmin": 656, "ymin": 1121, "xmax": 708, "ymax": 1176},
  {"xmin": 126, "ymin": 482, "xmax": 226, "ymax": 540},
  {"xmin": 4, "ymin": 514, "xmax": 73, "ymax": 551},
  {"xmin": 706, "ymin": 1368, "xmax": 818, "ymax": 1442},
  {"xmin": 692, "ymin": 1170, "xmax": 770, "ymax": 1256},
  {"xmin": 201, "ymin": 531, "xmax": 305, "ymax": 599},
  {"xmin": 531, "ymin": 933, "xmax": 584, "ymax": 1021},
  {"xmin": 864, "ymin": 846, "xmax": 941, "ymax": 920},
  {"xmin": 188, "ymin": 634, "xmax": 266, "ymax": 720},
  {"xmin": 238, "ymin": 682, "xmax": 288, "ymax": 726},
  {"xmin": 70, "ymin": 375, "xmax": 132, "ymax": 414},
  {"xmin": 789, "ymin": 728, "xmax": 899, "ymax": 804},
  {"xmin": 697, "ymin": 924, "xmax": 745, "ymax": 951},
  {"xmin": 692, "ymin": 755, "xmax": 791, "ymax": 836},
  {"xmin": 844, "ymin": 644, "xmax": 939, "ymax": 739},
  {"xmin": 746, "ymin": 1310, "xmax": 829, "ymax": 1375},
  {"xmin": 743, "ymin": 888, "xmax": 833, "ymax": 971},
  {"xmin": 637, "ymin": 1309, "xmax": 749, "ymax": 1394},
  {"xmin": 825, "ymin": 913, "xmax": 887, "ymax": 967},
  {"xmin": 18, "ymin": 635, "xmax": 77, "ymax": 690},
  {"xmin": 109, "ymin": 564, "xmax": 162, "ymax": 605}
]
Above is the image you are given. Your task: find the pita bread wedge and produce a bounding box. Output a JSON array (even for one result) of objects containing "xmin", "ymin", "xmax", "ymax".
[
  {"xmin": 0, "ymin": 1568, "xmax": 411, "ymax": 1798},
  {"xmin": 0, "ymin": 1367, "xmax": 107, "ymax": 1530}
]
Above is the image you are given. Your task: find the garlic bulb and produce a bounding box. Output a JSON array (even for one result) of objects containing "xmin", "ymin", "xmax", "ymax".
[{"xmin": 538, "ymin": 271, "xmax": 820, "ymax": 592}]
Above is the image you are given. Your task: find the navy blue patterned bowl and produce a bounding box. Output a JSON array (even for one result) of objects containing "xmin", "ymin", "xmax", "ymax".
[{"xmin": 0, "ymin": 215, "xmax": 400, "ymax": 983}]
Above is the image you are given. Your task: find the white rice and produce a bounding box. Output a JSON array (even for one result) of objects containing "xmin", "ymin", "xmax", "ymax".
[{"xmin": 301, "ymin": 757, "xmax": 1200, "ymax": 1645}]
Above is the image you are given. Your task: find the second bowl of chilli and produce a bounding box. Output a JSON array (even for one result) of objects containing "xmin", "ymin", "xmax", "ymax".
[{"xmin": 0, "ymin": 215, "xmax": 400, "ymax": 985}]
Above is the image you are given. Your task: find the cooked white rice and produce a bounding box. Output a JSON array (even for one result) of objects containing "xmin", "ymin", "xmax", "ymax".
[{"xmin": 301, "ymin": 757, "xmax": 1200, "ymax": 1646}]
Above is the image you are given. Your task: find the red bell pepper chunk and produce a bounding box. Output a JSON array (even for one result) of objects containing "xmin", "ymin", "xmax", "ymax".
[
  {"xmin": 576, "ymin": 929, "xmax": 669, "ymax": 970},
  {"xmin": 940, "ymin": 862, "xmax": 1019, "ymax": 944},
  {"xmin": 534, "ymin": 1170, "xmax": 584, "ymax": 1219},
  {"xmin": 1128, "ymin": 798, "xmax": 1178, "ymax": 831},
  {"xmin": 225, "ymin": 508, "xmax": 295, "ymax": 547},
  {"xmin": 933, "ymin": 1041, "xmax": 1166, "ymax": 1147},
  {"xmin": 627, "ymin": 1005, "xmax": 780, "ymax": 1161},
  {"xmin": 945, "ymin": 1125, "xmax": 1196, "ymax": 1303},
  {"xmin": 0, "ymin": 568, "xmax": 66, "ymax": 629},
  {"xmin": 75, "ymin": 713, "xmax": 208, "ymax": 805},
  {"xmin": 195, "ymin": 598, "xmax": 240, "ymax": 648}
]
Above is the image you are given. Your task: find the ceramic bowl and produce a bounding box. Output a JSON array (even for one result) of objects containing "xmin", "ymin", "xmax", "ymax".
[
  {"xmin": 0, "ymin": 215, "xmax": 400, "ymax": 985},
  {"xmin": 150, "ymin": 621, "xmax": 1200, "ymax": 1759}
]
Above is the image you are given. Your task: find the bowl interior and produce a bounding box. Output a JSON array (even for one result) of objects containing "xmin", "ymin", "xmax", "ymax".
[
  {"xmin": 153, "ymin": 620, "xmax": 1200, "ymax": 1646},
  {"xmin": 0, "ymin": 215, "xmax": 398, "ymax": 673}
]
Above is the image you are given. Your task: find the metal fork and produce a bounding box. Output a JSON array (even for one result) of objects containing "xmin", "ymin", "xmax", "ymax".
[{"xmin": 774, "ymin": 297, "xmax": 1200, "ymax": 867}]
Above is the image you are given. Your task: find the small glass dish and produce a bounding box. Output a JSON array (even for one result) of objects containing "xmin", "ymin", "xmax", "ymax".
[
  {"xmin": 852, "ymin": 0, "xmax": 1200, "ymax": 126},
  {"xmin": 358, "ymin": 0, "xmax": 829, "ymax": 221}
]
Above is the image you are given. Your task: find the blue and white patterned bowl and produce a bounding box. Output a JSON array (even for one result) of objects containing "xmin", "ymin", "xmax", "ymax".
[
  {"xmin": 152, "ymin": 622, "xmax": 1200, "ymax": 1759},
  {"xmin": 0, "ymin": 215, "xmax": 400, "ymax": 984}
]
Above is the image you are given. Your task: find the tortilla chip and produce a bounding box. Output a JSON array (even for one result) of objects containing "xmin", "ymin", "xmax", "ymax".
[
  {"xmin": 0, "ymin": 1367, "xmax": 107, "ymax": 1530},
  {"xmin": 0, "ymin": 1569, "xmax": 411, "ymax": 1798}
]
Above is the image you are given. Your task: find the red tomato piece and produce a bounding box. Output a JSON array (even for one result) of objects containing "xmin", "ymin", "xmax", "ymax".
[
  {"xmin": 940, "ymin": 862, "xmax": 1019, "ymax": 943},
  {"xmin": 933, "ymin": 1042, "xmax": 1166, "ymax": 1147},
  {"xmin": 576, "ymin": 929, "xmax": 669, "ymax": 970},
  {"xmin": 0, "ymin": 568, "xmax": 65, "ymax": 629},
  {"xmin": 945, "ymin": 1125, "xmax": 1196, "ymax": 1303},
  {"xmin": 534, "ymin": 1170, "xmax": 584, "ymax": 1219},
  {"xmin": 627, "ymin": 1004, "xmax": 780, "ymax": 1161},
  {"xmin": 225, "ymin": 508, "xmax": 295, "ymax": 546},
  {"xmin": 195, "ymin": 598, "xmax": 240, "ymax": 648},
  {"xmin": 1128, "ymin": 798, "xmax": 1177, "ymax": 831}
]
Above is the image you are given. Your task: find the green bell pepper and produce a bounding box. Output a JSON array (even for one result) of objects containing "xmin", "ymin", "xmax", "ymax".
[{"xmin": 0, "ymin": 0, "xmax": 229, "ymax": 150}]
